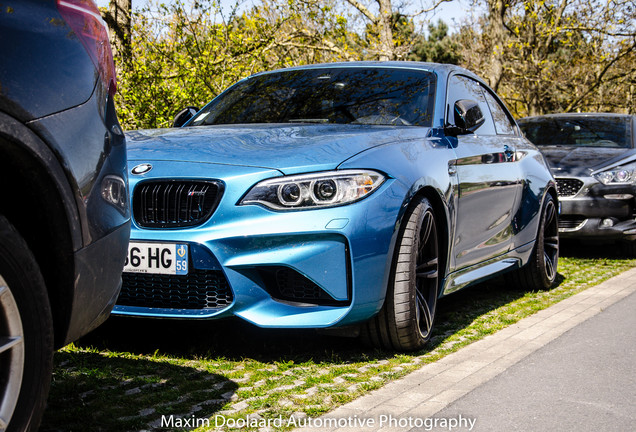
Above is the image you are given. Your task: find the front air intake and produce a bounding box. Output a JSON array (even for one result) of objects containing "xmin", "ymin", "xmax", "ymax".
[
  {"xmin": 133, "ymin": 180, "xmax": 222, "ymax": 228},
  {"xmin": 258, "ymin": 267, "xmax": 350, "ymax": 306}
]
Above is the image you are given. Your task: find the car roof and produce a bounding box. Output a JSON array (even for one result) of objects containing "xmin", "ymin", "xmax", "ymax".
[{"xmin": 247, "ymin": 61, "xmax": 480, "ymax": 81}]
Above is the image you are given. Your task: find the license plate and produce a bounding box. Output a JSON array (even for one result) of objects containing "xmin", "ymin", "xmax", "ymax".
[{"xmin": 123, "ymin": 242, "xmax": 188, "ymax": 275}]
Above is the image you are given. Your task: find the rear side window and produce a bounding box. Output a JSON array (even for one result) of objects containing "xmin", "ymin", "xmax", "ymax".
[
  {"xmin": 483, "ymin": 90, "xmax": 517, "ymax": 135},
  {"xmin": 446, "ymin": 75, "xmax": 496, "ymax": 135}
]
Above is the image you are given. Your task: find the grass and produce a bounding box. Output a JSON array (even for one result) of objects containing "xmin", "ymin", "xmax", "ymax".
[{"xmin": 40, "ymin": 244, "xmax": 635, "ymax": 431}]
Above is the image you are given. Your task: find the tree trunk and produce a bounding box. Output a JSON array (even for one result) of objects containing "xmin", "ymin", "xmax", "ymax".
[
  {"xmin": 487, "ymin": 0, "xmax": 506, "ymax": 92},
  {"xmin": 103, "ymin": 0, "xmax": 132, "ymax": 68},
  {"xmin": 377, "ymin": 0, "xmax": 394, "ymax": 61},
  {"xmin": 345, "ymin": 0, "xmax": 395, "ymax": 61}
]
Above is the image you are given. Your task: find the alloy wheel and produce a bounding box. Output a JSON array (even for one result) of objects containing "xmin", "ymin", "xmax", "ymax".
[
  {"xmin": 0, "ymin": 276, "xmax": 25, "ymax": 429},
  {"xmin": 543, "ymin": 200, "xmax": 559, "ymax": 282},
  {"xmin": 414, "ymin": 210, "xmax": 439, "ymax": 339}
]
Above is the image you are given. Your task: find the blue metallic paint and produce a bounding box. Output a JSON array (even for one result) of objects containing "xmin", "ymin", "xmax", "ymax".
[{"xmin": 114, "ymin": 62, "xmax": 556, "ymax": 330}]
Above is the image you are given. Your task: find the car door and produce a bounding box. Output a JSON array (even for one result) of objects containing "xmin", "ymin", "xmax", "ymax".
[{"xmin": 447, "ymin": 75, "xmax": 523, "ymax": 271}]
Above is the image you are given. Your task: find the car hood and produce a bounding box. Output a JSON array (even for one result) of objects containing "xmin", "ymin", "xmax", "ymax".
[
  {"xmin": 126, "ymin": 124, "xmax": 426, "ymax": 175},
  {"xmin": 539, "ymin": 146, "xmax": 636, "ymax": 177}
]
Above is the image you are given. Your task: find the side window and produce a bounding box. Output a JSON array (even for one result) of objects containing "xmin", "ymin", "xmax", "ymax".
[
  {"xmin": 446, "ymin": 75, "xmax": 496, "ymax": 135},
  {"xmin": 482, "ymin": 89, "xmax": 517, "ymax": 135}
]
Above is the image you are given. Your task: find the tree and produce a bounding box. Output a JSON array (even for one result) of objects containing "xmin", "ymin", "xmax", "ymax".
[
  {"xmin": 111, "ymin": 0, "xmax": 358, "ymax": 129},
  {"xmin": 102, "ymin": 0, "xmax": 132, "ymax": 69},
  {"xmin": 343, "ymin": 0, "xmax": 451, "ymax": 60},
  {"xmin": 458, "ymin": 0, "xmax": 636, "ymax": 116},
  {"xmin": 409, "ymin": 19, "xmax": 461, "ymax": 64}
]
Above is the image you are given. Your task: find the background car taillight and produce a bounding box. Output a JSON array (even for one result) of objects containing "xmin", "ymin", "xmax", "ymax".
[{"xmin": 56, "ymin": 0, "xmax": 117, "ymax": 96}]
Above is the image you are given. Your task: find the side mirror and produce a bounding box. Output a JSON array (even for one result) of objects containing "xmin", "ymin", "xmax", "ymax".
[
  {"xmin": 172, "ymin": 106, "xmax": 199, "ymax": 128},
  {"xmin": 454, "ymin": 99, "xmax": 485, "ymax": 132}
]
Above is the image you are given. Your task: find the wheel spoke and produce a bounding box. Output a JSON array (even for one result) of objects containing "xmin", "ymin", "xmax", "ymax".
[
  {"xmin": 545, "ymin": 202, "xmax": 556, "ymax": 225},
  {"xmin": 544, "ymin": 235, "xmax": 559, "ymax": 251},
  {"xmin": 544, "ymin": 251, "xmax": 556, "ymax": 280},
  {"xmin": 416, "ymin": 258, "xmax": 438, "ymax": 279},
  {"xmin": 415, "ymin": 288, "xmax": 432, "ymax": 333},
  {"xmin": 419, "ymin": 212, "xmax": 433, "ymax": 252},
  {"xmin": 0, "ymin": 336, "xmax": 23, "ymax": 355}
]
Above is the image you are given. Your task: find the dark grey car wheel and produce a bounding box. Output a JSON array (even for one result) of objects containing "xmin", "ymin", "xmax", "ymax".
[
  {"xmin": 0, "ymin": 215, "xmax": 53, "ymax": 432},
  {"xmin": 0, "ymin": 275, "xmax": 24, "ymax": 430},
  {"xmin": 508, "ymin": 194, "xmax": 559, "ymax": 290},
  {"xmin": 362, "ymin": 196, "xmax": 440, "ymax": 351}
]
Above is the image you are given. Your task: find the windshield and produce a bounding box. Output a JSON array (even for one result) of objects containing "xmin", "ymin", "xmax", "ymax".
[
  {"xmin": 519, "ymin": 116, "xmax": 632, "ymax": 148},
  {"xmin": 189, "ymin": 67, "xmax": 436, "ymax": 127}
]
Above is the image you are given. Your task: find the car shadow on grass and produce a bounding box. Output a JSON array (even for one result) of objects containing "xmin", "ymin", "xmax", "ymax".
[
  {"xmin": 74, "ymin": 273, "xmax": 550, "ymax": 365},
  {"xmin": 41, "ymin": 349, "xmax": 238, "ymax": 432},
  {"xmin": 78, "ymin": 236, "xmax": 635, "ymax": 365}
]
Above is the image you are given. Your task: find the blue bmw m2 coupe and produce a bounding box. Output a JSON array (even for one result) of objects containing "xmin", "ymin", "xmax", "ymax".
[{"xmin": 114, "ymin": 62, "xmax": 558, "ymax": 351}]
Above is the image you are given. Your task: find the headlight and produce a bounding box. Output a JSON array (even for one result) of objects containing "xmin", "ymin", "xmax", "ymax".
[
  {"xmin": 240, "ymin": 170, "xmax": 385, "ymax": 210},
  {"xmin": 593, "ymin": 162, "xmax": 636, "ymax": 185}
]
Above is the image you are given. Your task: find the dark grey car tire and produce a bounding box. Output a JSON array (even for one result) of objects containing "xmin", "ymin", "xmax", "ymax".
[
  {"xmin": 362, "ymin": 197, "xmax": 440, "ymax": 351},
  {"xmin": 507, "ymin": 194, "xmax": 559, "ymax": 290},
  {"xmin": 0, "ymin": 215, "xmax": 53, "ymax": 432}
]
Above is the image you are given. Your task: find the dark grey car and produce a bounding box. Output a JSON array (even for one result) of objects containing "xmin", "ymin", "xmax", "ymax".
[
  {"xmin": 0, "ymin": 0, "xmax": 130, "ymax": 429},
  {"xmin": 518, "ymin": 113, "xmax": 636, "ymax": 251}
]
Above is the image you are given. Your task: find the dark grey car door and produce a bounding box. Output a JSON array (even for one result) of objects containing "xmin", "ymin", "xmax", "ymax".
[{"xmin": 448, "ymin": 75, "xmax": 523, "ymax": 271}]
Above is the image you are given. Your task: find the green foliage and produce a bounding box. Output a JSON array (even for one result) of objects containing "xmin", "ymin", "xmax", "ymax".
[
  {"xmin": 408, "ymin": 20, "xmax": 462, "ymax": 64},
  {"xmin": 115, "ymin": 0, "xmax": 357, "ymax": 130},
  {"xmin": 457, "ymin": 0, "xmax": 635, "ymax": 117},
  {"xmin": 109, "ymin": 0, "xmax": 634, "ymax": 130}
]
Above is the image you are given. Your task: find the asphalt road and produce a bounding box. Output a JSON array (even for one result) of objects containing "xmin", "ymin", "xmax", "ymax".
[{"xmin": 432, "ymin": 290, "xmax": 636, "ymax": 431}]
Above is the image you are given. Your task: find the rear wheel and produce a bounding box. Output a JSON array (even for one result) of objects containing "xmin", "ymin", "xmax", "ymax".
[
  {"xmin": 0, "ymin": 215, "xmax": 53, "ymax": 431},
  {"xmin": 507, "ymin": 194, "xmax": 559, "ymax": 290},
  {"xmin": 362, "ymin": 197, "xmax": 440, "ymax": 351}
]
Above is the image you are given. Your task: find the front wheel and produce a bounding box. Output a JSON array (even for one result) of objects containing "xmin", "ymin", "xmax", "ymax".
[
  {"xmin": 362, "ymin": 197, "xmax": 440, "ymax": 351},
  {"xmin": 508, "ymin": 194, "xmax": 559, "ymax": 290},
  {"xmin": 0, "ymin": 215, "xmax": 53, "ymax": 431}
]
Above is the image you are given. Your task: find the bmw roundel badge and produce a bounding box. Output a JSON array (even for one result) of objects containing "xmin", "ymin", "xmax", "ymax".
[{"xmin": 131, "ymin": 163, "xmax": 153, "ymax": 175}]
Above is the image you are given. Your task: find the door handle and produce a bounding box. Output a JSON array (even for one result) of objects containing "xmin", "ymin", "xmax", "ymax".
[
  {"xmin": 448, "ymin": 163, "xmax": 457, "ymax": 176},
  {"xmin": 503, "ymin": 145, "xmax": 514, "ymax": 162}
]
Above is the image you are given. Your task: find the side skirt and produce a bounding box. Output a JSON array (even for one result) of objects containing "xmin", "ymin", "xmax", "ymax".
[{"xmin": 441, "ymin": 241, "xmax": 535, "ymax": 296}]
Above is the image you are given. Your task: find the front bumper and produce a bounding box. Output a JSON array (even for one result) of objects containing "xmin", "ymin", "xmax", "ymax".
[
  {"xmin": 113, "ymin": 161, "xmax": 405, "ymax": 328},
  {"xmin": 557, "ymin": 176, "xmax": 636, "ymax": 239}
]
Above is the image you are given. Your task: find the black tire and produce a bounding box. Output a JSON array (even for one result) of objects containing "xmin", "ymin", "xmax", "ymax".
[
  {"xmin": 362, "ymin": 197, "xmax": 440, "ymax": 351},
  {"xmin": 507, "ymin": 194, "xmax": 559, "ymax": 290},
  {"xmin": 0, "ymin": 215, "xmax": 53, "ymax": 432}
]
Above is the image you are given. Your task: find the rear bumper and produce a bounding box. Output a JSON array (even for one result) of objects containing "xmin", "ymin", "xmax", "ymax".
[{"xmin": 63, "ymin": 221, "xmax": 130, "ymax": 345}]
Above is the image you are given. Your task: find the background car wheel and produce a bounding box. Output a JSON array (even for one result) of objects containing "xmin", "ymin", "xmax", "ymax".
[
  {"xmin": 0, "ymin": 215, "xmax": 53, "ymax": 432},
  {"xmin": 362, "ymin": 197, "xmax": 440, "ymax": 351},
  {"xmin": 507, "ymin": 194, "xmax": 559, "ymax": 290}
]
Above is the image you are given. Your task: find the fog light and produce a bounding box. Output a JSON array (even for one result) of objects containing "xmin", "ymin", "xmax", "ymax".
[
  {"xmin": 601, "ymin": 218, "xmax": 615, "ymax": 228},
  {"xmin": 603, "ymin": 194, "xmax": 633, "ymax": 200}
]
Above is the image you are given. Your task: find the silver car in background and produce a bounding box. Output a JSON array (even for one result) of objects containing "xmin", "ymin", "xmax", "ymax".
[{"xmin": 519, "ymin": 113, "xmax": 636, "ymax": 253}]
